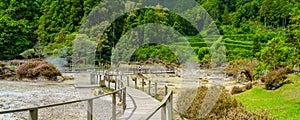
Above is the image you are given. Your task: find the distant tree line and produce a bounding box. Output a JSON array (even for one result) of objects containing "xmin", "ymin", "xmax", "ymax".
[{"xmin": 0, "ymin": 0, "xmax": 299, "ymax": 72}]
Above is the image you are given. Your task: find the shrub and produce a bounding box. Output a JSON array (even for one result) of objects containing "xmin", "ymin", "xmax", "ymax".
[
  {"xmin": 231, "ymin": 86, "xmax": 244, "ymax": 95},
  {"xmin": 262, "ymin": 68, "xmax": 293, "ymax": 90},
  {"xmin": 0, "ymin": 62, "xmax": 6, "ymax": 67},
  {"xmin": 231, "ymin": 83, "xmax": 252, "ymax": 95},
  {"xmin": 226, "ymin": 59, "xmax": 258, "ymax": 80},
  {"xmin": 244, "ymin": 83, "xmax": 253, "ymax": 90},
  {"xmin": 16, "ymin": 59, "xmax": 61, "ymax": 80},
  {"xmin": 32, "ymin": 64, "xmax": 61, "ymax": 80},
  {"xmin": 198, "ymin": 47, "xmax": 209, "ymax": 61},
  {"xmin": 145, "ymin": 58, "xmax": 153, "ymax": 64},
  {"xmin": 176, "ymin": 86, "xmax": 272, "ymax": 119}
]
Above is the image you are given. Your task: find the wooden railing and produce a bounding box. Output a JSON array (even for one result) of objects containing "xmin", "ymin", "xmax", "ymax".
[
  {"xmin": 0, "ymin": 73, "xmax": 127, "ymax": 120},
  {"xmin": 99, "ymin": 70, "xmax": 174, "ymax": 120},
  {"xmin": 142, "ymin": 86, "xmax": 173, "ymax": 120},
  {"xmin": 91, "ymin": 70, "xmax": 160, "ymax": 96}
]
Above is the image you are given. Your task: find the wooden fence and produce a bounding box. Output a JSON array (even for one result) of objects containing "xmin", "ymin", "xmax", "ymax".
[
  {"xmin": 93, "ymin": 70, "xmax": 174, "ymax": 120},
  {"xmin": 143, "ymin": 87, "xmax": 173, "ymax": 120}
]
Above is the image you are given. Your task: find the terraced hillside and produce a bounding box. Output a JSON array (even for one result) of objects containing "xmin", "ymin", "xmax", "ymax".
[{"xmin": 174, "ymin": 34, "xmax": 267, "ymax": 61}]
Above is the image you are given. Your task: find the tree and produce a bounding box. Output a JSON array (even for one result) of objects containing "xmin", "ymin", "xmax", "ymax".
[
  {"xmin": 0, "ymin": 0, "xmax": 42, "ymax": 60},
  {"xmin": 259, "ymin": 36, "xmax": 298, "ymax": 70}
]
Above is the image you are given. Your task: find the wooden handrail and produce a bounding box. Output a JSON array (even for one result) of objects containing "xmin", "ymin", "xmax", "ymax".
[
  {"xmin": 0, "ymin": 72, "xmax": 127, "ymax": 120},
  {"xmin": 0, "ymin": 87, "xmax": 125, "ymax": 114},
  {"xmin": 142, "ymin": 89, "xmax": 173, "ymax": 120}
]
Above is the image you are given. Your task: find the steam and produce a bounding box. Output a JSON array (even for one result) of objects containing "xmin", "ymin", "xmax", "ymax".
[{"xmin": 45, "ymin": 57, "xmax": 68, "ymax": 72}]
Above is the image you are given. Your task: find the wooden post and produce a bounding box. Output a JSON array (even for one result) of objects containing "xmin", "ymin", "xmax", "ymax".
[
  {"xmin": 90, "ymin": 73, "xmax": 93, "ymax": 84},
  {"xmin": 98, "ymin": 74, "xmax": 100, "ymax": 82},
  {"xmin": 118, "ymin": 76, "xmax": 121, "ymax": 89},
  {"xmin": 119, "ymin": 89, "xmax": 122, "ymax": 102},
  {"xmin": 115, "ymin": 78, "xmax": 117, "ymax": 90},
  {"xmin": 167, "ymin": 91, "xmax": 173, "ymax": 120},
  {"xmin": 165, "ymin": 85, "xmax": 168, "ymax": 96},
  {"xmin": 155, "ymin": 82, "xmax": 157, "ymax": 96},
  {"xmin": 135, "ymin": 78, "xmax": 137, "ymax": 89},
  {"xmin": 87, "ymin": 99, "xmax": 93, "ymax": 120},
  {"xmin": 96, "ymin": 74, "xmax": 99, "ymax": 84},
  {"xmin": 142, "ymin": 79, "xmax": 144, "ymax": 91},
  {"xmin": 112, "ymin": 93, "xmax": 116, "ymax": 120},
  {"xmin": 29, "ymin": 108, "xmax": 38, "ymax": 120},
  {"xmin": 123, "ymin": 87, "xmax": 126, "ymax": 110},
  {"xmin": 118, "ymin": 78, "xmax": 122, "ymax": 102},
  {"xmin": 127, "ymin": 76, "xmax": 129, "ymax": 86},
  {"xmin": 108, "ymin": 76, "xmax": 111, "ymax": 89},
  {"xmin": 100, "ymin": 75, "xmax": 105, "ymax": 87},
  {"xmin": 161, "ymin": 105, "xmax": 166, "ymax": 120},
  {"xmin": 148, "ymin": 80, "xmax": 151, "ymax": 95}
]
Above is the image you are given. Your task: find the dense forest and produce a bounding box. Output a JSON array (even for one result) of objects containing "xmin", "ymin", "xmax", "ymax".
[{"xmin": 1, "ymin": 0, "xmax": 300, "ymax": 71}]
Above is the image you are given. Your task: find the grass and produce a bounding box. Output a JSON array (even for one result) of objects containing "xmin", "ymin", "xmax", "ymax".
[
  {"xmin": 101, "ymin": 87, "xmax": 114, "ymax": 93},
  {"xmin": 234, "ymin": 74, "xmax": 300, "ymax": 120}
]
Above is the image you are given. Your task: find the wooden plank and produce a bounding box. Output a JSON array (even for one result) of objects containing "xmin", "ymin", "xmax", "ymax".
[{"xmin": 75, "ymin": 85, "xmax": 100, "ymax": 88}]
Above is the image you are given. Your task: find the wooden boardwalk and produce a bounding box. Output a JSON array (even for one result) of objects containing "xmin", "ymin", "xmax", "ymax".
[
  {"xmin": 87, "ymin": 71, "xmax": 169, "ymax": 119},
  {"xmin": 104, "ymin": 74, "xmax": 161, "ymax": 120},
  {"xmin": 120, "ymin": 87, "xmax": 161, "ymax": 120}
]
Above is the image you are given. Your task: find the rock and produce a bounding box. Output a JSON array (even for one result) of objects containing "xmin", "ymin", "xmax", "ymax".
[
  {"xmin": 117, "ymin": 102, "xmax": 123, "ymax": 106},
  {"xmin": 2, "ymin": 103, "xmax": 10, "ymax": 109},
  {"xmin": 63, "ymin": 75, "xmax": 74, "ymax": 80},
  {"xmin": 57, "ymin": 76, "xmax": 64, "ymax": 82}
]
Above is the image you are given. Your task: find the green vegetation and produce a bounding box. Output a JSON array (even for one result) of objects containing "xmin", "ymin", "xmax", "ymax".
[
  {"xmin": 1, "ymin": 0, "xmax": 299, "ymax": 66},
  {"xmin": 101, "ymin": 87, "xmax": 114, "ymax": 93},
  {"xmin": 130, "ymin": 44, "xmax": 178, "ymax": 63},
  {"xmin": 234, "ymin": 74, "xmax": 300, "ymax": 119}
]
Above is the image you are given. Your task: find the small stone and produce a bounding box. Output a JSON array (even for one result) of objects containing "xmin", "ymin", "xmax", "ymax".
[{"xmin": 57, "ymin": 76, "xmax": 64, "ymax": 82}]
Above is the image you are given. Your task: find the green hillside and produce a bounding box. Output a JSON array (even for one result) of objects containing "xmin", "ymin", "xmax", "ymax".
[{"xmin": 234, "ymin": 74, "xmax": 300, "ymax": 119}]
